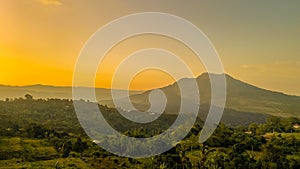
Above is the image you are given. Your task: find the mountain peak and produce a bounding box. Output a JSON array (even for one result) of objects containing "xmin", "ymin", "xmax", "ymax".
[{"xmin": 196, "ymin": 72, "xmax": 234, "ymax": 79}]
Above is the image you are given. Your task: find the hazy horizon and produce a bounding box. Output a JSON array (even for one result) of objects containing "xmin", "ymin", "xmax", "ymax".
[{"xmin": 1, "ymin": 72, "xmax": 300, "ymax": 98}]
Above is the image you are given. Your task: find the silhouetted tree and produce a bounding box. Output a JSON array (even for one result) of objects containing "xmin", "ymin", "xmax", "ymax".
[{"xmin": 25, "ymin": 94, "xmax": 33, "ymax": 100}]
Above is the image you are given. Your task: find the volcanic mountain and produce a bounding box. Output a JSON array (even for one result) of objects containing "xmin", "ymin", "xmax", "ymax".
[{"xmin": 101, "ymin": 73, "xmax": 300, "ymax": 119}]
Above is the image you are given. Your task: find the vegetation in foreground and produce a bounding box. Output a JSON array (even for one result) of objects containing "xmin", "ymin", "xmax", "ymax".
[{"xmin": 0, "ymin": 97, "xmax": 300, "ymax": 168}]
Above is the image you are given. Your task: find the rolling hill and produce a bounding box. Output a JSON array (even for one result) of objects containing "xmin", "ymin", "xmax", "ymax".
[{"xmin": 0, "ymin": 84, "xmax": 143, "ymax": 102}]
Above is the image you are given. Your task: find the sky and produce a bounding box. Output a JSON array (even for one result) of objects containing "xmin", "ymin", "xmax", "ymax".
[{"xmin": 0, "ymin": 0, "xmax": 300, "ymax": 95}]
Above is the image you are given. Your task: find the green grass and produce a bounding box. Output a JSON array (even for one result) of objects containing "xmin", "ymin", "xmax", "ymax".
[
  {"xmin": 0, "ymin": 158, "xmax": 89, "ymax": 169},
  {"xmin": 0, "ymin": 137, "xmax": 22, "ymax": 151},
  {"xmin": 0, "ymin": 137, "xmax": 60, "ymax": 168},
  {"xmin": 0, "ymin": 137, "xmax": 126, "ymax": 169},
  {"xmin": 264, "ymin": 132, "xmax": 300, "ymax": 139},
  {"xmin": 0, "ymin": 136, "xmax": 89, "ymax": 168}
]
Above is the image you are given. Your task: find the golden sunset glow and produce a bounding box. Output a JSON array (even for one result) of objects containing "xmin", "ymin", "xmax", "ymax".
[
  {"xmin": 0, "ymin": 0, "xmax": 300, "ymax": 95},
  {"xmin": 95, "ymin": 34, "xmax": 204, "ymax": 90}
]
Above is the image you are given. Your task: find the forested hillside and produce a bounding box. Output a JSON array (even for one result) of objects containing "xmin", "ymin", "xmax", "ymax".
[{"xmin": 0, "ymin": 96, "xmax": 300, "ymax": 168}]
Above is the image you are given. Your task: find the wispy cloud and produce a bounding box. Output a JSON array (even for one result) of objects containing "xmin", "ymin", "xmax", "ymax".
[
  {"xmin": 38, "ymin": 0, "xmax": 63, "ymax": 6},
  {"xmin": 240, "ymin": 64, "xmax": 250, "ymax": 69}
]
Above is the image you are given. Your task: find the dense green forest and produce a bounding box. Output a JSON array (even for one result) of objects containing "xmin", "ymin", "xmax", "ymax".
[{"xmin": 0, "ymin": 96, "xmax": 300, "ymax": 168}]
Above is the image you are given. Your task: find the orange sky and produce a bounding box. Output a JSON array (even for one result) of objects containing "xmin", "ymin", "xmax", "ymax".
[{"xmin": 0, "ymin": 0, "xmax": 300, "ymax": 95}]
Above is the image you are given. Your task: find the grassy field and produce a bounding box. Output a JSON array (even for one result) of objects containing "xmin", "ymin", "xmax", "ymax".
[
  {"xmin": 0, "ymin": 137, "xmax": 133, "ymax": 169},
  {"xmin": 0, "ymin": 137, "xmax": 98, "ymax": 168},
  {"xmin": 264, "ymin": 132, "xmax": 300, "ymax": 139},
  {"xmin": 0, "ymin": 158, "xmax": 91, "ymax": 169}
]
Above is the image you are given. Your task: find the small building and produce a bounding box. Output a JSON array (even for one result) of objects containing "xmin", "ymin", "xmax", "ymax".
[
  {"xmin": 293, "ymin": 124, "xmax": 300, "ymax": 129},
  {"xmin": 93, "ymin": 140, "xmax": 101, "ymax": 144}
]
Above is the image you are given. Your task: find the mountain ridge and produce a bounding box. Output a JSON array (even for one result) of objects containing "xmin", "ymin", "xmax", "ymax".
[
  {"xmin": 0, "ymin": 73, "xmax": 298, "ymax": 97},
  {"xmin": 100, "ymin": 73, "xmax": 300, "ymax": 118},
  {"xmin": 1, "ymin": 73, "xmax": 299, "ymax": 118}
]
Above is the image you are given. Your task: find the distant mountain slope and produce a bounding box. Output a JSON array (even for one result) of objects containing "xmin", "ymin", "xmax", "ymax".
[
  {"xmin": 0, "ymin": 84, "xmax": 143, "ymax": 101},
  {"xmin": 101, "ymin": 73, "xmax": 300, "ymax": 118},
  {"xmin": 1, "ymin": 73, "xmax": 299, "ymax": 119},
  {"xmin": 222, "ymin": 74, "xmax": 300, "ymax": 117}
]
